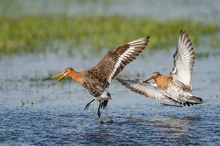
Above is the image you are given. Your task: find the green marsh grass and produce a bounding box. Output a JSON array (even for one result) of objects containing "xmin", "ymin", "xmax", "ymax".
[{"xmin": 0, "ymin": 15, "xmax": 218, "ymax": 55}]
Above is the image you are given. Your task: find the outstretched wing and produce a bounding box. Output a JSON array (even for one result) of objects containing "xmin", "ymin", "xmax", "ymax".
[
  {"xmin": 116, "ymin": 77, "xmax": 172, "ymax": 102},
  {"xmin": 170, "ymin": 31, "xmax": 195, "ymax": 91},
  {"xmin": 90, "ymin": 36, "xmax": 150, "ymax": 85}
]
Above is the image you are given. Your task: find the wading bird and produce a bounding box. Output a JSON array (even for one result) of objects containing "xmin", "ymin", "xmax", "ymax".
[
  {"xmin": 117, "ymin": 31, "xmax": 202, "ymax": 107},
  {"xmin": 49, "ymin": 36, "xmax": 150, "ymax": 117}
]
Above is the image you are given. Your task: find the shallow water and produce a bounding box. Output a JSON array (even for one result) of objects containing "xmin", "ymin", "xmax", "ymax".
[
  {"xmin": 0, "ymin": 52, "xmax": 220, "ymax": 145},
  {"xmin": 1, "ymin": 0, "xmax": 220, "ymax": 145}
]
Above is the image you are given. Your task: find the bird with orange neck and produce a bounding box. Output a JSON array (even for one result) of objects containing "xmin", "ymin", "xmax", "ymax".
[
  {"xmin": 49, "ymin": 36, "xmax": 150, "ymax": 117},
  {"xmin": 117, "ymin": 31, "xmax": 203, "ymax": 107}
]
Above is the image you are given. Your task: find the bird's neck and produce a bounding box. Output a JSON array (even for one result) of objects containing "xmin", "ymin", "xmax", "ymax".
[
  {"xmin": 153, "ymin": 75, "xmax": 161, "ymax": 81},
  {"xmin": 153, "ymin": 74, "xmax": 162, "ymax": 85},
  {"xmin": 69, "ymin": 70, "xmax": 84, "ymax": 84}
]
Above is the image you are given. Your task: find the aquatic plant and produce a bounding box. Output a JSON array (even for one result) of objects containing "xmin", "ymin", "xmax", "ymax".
[{"xmin": 0, "ymin": 15, "xmax": 218, "ymax": 55}]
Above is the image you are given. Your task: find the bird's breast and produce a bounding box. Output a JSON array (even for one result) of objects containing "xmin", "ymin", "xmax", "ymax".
[
  {"xmin": 155, "ymin": 76, "xmax": 172, "ymax": 90},
  {"xmin": 81, "ymin": 74, "xmax": 109, "ymax": 97}
]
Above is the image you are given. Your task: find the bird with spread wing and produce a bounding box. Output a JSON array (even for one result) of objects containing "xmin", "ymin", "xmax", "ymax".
[
  {"xmin": 117, "ymin": 31, "xmax": 202, "ymax": 107},
  {"xmin": 49, "ymin": 36, "xmax": 150, "ymax": 117}
]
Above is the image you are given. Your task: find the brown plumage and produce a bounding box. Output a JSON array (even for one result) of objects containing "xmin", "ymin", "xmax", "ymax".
[
  {"xmin": 49, "ymin": 36, "xmax": 150, "ymax": 117},
  {"xmin": 144, "ymin": 72, "xmax": 172, "ymax": 90},
  {"xmin": 117, "ymin": 31, "xmax": 203, "ymax": 107}
]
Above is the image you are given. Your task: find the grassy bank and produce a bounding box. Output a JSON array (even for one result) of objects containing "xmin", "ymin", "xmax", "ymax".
[{"xmin": 0, "ymin": 15, "xmax": 218, "ymax": 55}]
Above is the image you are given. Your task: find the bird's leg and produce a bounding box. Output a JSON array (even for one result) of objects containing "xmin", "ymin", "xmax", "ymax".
[
  {"xmin": 84, "ymin": 99, "xmax": 95, "ymax": 110},
  {"xmin": 161, "ymin": 103, "xmax": 183, "ymax": 107},
  {"xmin": 97, "ymin": 102, "xmax": 102, "ymax": 118}
]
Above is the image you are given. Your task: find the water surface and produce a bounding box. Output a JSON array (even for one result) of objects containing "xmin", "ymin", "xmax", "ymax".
[
  {"xmin": 0, "ymin": 0, "xmax": 220, "ymax": 145},
  {"xmin": 0, "ymin": 52, "xmax": 219, "ymax": 145}
]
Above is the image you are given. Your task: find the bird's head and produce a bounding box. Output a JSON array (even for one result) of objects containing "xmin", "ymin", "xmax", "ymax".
[
  {"xmin": 152, "ymin": 72, "xmax": 161, "ymax": 77},
  {"xmin": 48, "ymin": 67, "xmax": 74, "ymax": 87},
  {"xmin": 145, "ymin": 71, "xmax": 161, "ymax": 82}
]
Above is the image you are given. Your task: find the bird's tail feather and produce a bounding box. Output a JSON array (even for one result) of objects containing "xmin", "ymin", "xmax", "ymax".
[{"xmin": 183, "ymin": 96, "xmax": 203, "ymax": 106}]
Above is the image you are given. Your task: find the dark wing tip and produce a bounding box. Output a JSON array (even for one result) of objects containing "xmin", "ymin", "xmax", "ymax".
[
  {"xmin": 180, "ymin": 30, "xmax": 186, "ymax": 36},
  {"xmin": 179, "ymin": 30, "xmax": 188, "ymax": 40},
  {"xmin": 128, "ymin": 36, "xmax": 150, "ymax": 45},
  {"xmin": 146, "ymin": 36, "xmax": 150, "ymax": 41}
]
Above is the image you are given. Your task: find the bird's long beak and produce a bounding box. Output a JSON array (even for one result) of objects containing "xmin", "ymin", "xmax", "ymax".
[
  {"xmin": 48, "ymin": 72, "xmax": 65, "ymax": 88},
  {"xmin": 144, "ymin": 75, "xmax": 154, "ymax": 83}
]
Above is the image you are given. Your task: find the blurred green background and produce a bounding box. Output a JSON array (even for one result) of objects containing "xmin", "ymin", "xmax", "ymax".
[{"xmin": 0, "ymin": 0, "xmax": 220, "ymax": 56}]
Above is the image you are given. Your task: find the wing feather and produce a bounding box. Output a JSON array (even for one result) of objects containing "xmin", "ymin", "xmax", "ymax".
[
  {"xmin": 170, "ymin": 31, "xmax": 195, "ymax": 91},
  {"xmin": 116, "ymin": 78, "xmax": 172, "ymax": 102},
  {"xmin": 90, "ymin": 36, "xmax": 150, "ymax": 85}
]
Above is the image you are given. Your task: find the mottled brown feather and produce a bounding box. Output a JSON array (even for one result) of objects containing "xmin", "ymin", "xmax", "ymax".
[
  {"xmin": 90, "ymin": 36, "xmax": 149, "ymax": 83},
  {"xmin": 82, "ymin": 36, "xmax": 149, "ymax": 97}
]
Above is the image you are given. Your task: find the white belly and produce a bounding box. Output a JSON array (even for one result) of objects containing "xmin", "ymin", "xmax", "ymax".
[
  {"xmin": 95, "ymin": 90, "xmax": 112, "ymax": 101},
  {"xmin": 165, "ymin": 82, "xmax": 192, "ymax": 102}
]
